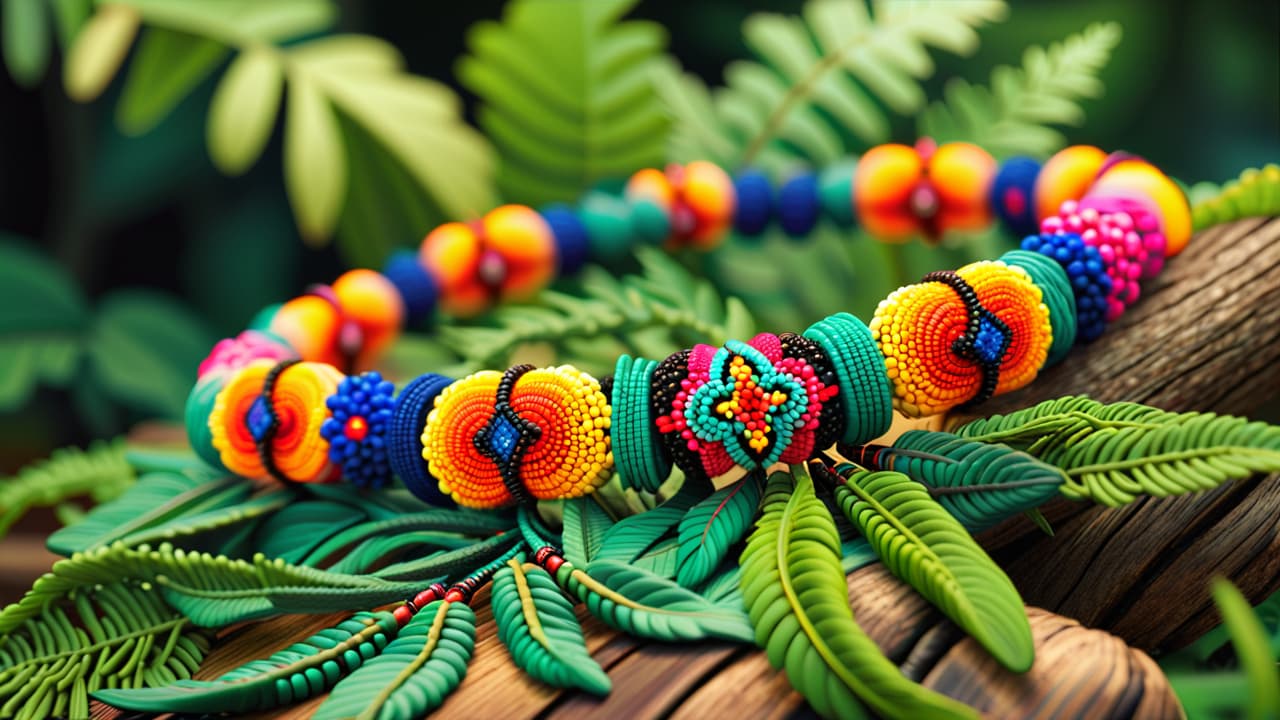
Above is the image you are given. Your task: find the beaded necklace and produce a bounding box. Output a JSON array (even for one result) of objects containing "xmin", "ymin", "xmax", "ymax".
[{"xmin": 188, "ymin": 141, "xmax": 1190, "ymax": 508}]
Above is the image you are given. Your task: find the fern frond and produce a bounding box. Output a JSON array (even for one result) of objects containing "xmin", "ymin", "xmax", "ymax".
[
  {"xmin": 440, "ymin": 247, "xmax": 756, "ymax": 376},
  {"xmin": 955, "ymin": 397, "xmax": 1280, "ymax": 506},
  {"xmin": 458, "ymin": 0, "xmax": 668, "ymax": 206},
  {"xmin": 0, "ymin": 542, "xmax": 392, "ymax": 632},
  {"xmin": 918, "ymin": 22, "xmax": 1121, "ymax": 158},
  {"xmin": 491, "ymin": 560, "xmax": 611, "ymax": 695},
  {"xmin": 0, "ymin": 439, "xmax": 134, "ymax": 541},
  {"xmin": 94, "ymin": 610, "xmax": 399, "ymax": 715},
  {"xmin": 833, "ymin": 468, "xmax": 1033, "ymax": 672},
  {"xmin": 1191, "ymin": 164, "xmax": 1280, "ymax": 231},
  {"xmin": 656, "ymin": 0, "xmax": 1007, "ymax": 173},
  {"xmin": 0, "ymin": 582, "xmax": 213, "ymax": 720},
  {"xmin": 740, "ymin": 466, "xmax": 977, "ymax": 719}
]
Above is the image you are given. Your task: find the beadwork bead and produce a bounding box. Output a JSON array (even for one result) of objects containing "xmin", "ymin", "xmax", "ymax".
[
  {"xmin": 818, "ymin": 159, "xmax": 857, "ymax": 228},
  {"xmin": 626, "ymin": 162, "xmax": 735, "ymax": 250},
  {"xmin": 320, "ymin": 371, "xmax": 396, "ymax": 489},
  {"xmin": 1085, "ymin": 158, "xmax": 1192, "ymax": 256},
  {"xmin": 382, "ymin": 250, "xmax": 439, "ymax": 327},
  {"xmin": 198, "ymin": 330, "xmax": 296, "ymax": 379},
  {"xmin": 1034, "ymin": 145, "xmax": 1107, "ymax": 221},
  {"xmin": 777, "ymin": 172, "xmax": 821, "ymax": 238},
  {"xmin": 333, "ymin": 269, "xmax": 404, "ymax": 370},
  {"xmin": 1001, "ymin": 249, "xmax": 1077, "ymax": 366},
  {"xmin": 732, "ymin": 169, "xmax": 773, "ymax": 236},
  {"xmin": 1020, "ymin": 231, "xmax": 1112, "ymax": 342},
  {"xmin": 611, "ymin": 355, "xmax": 672, "ymax": 493},
  {"xmin": 803, "ymin": 313, "xmax": 891, "ymax": 444},
  {"xmin": 540, "ymin": 205, "xmax": 590, "ymax": 276},
  {"xmin": 268, "ymin": 295, "xmax": 344, "ymax": 368},
  {"xmin": 578, "ymin": 191, "xmax": 635, "ymax": 262},
  {"xmin": 186, "ymin": 372, "xmax": 229, "ymax": 471},
  {"xmin": 991, "ymin": 157, "xmax": 1042, "ymax": 237},
  {"xmin": 389, "ymin": 373, "xmax": 456, "ymax": 507}
]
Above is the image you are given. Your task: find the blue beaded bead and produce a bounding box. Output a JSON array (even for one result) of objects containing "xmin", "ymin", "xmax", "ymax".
[
  {"xmin": 320, "ymin": 372, "xmax": 397, "ymax": 488},
  {"xmin": 388, "ymin": 373, "xmax": 455, "ymax": 506},
  {"xmin": 382, "ymin": 252, "xmax": 438, "ymax": 327},
  {"xmin": 1022, "ymin": 232, "xmax": 1113, "ymax": 343},
  {"xmin": 991, "ymin": 157, "xmax": 1041, "ymax": 237},
  {"xmin": 777, "ymin": 173, "xmax": 820, "ymax": 239},
  {"xmin": 541, "ymin": 205, "xmax": 590, "ymax": 276},
  {"xmin": 733, "ymin": 169, "xmax": 773, "ymax": 236}
]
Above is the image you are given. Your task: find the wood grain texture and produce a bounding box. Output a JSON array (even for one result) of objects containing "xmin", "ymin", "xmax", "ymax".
[{"xmin": 90, "ymin": 218, "xmax": 1280, "ymax": 719}]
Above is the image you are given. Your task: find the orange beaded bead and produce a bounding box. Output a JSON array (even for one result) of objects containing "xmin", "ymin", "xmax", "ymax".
[{"xmin": 1034, "ymin": 145, "xmax": 1107, "ymax": 221}]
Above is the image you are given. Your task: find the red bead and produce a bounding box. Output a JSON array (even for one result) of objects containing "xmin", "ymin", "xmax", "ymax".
[
  {"xmin": 544, "ymin": 554, "xmax": 565, "ymax": 574},
  {"xmin": 344, "ymin": 415, "xmax": 369, "ymax": 442},
  {"xmin": 444, "ymin": 589, "xmax": 466, "ymax": 603},
  {"xmin": 393, "ymin": 605, "xmax": 413, "ymax": 626},
  {"xmin": 412, "ymin": 589, "xmax": 438, "ymax": 607}
]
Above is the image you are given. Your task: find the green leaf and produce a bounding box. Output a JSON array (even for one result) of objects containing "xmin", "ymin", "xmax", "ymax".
[
  {"xmin": 0, "ymin": 240, "xmax": 88, "ymax": 410},
  {"xmin": 557, "ymin": 558, "xmax": 753, "ymax": 643},
  {"xmin": 94, "ymin": 610, "xmax": 397, "ymax": 714},
  {"xmin": 873, "ymin": 430, "xmax": 1066, "ymax": 532},
  {"xmin": 1209, "ymin": 578, "xmax": 1280, "ymax": 720},
  {"xmin": 560, "ymin": 496, "xmax": 615, "ymax": 568},
  {"xmin": 314, "ymin": 602, "xmax": 475, "ymax": 720},
  {"xmin": 674, "ymin": 475, "xmax": 761, "ymax": 588},
  {"xmin": 3, "ymin": 0, "xmax": 51, "ymax": 87},
  {"xmin": 160, "ymin": 573, "xmax": 425, "ymax": 628},
  {"xmin": 115, "ymin": 27, "xmax": 229, "ymax": 134},
  {"xmin": 112, "ymin": 0, "xmax": 334, "ymax": 43},
  {"xmin": 955, "ymin": 396, "xmax": 1280, "ymax": 507},
  {"xmin": 833, "ymin": 467, "xmax": 1033, "ymax": 673},
  {"xmin": 283, "ymin": 69, "xmax": 347, "ymax": 242},
  {"xmin": 63, "ymin": 3, "xmax": 140, "ymax": 101},
  {"xmin": 0, "ymin": 582, "xmax": 213, "ymax": 720},
  {"xmin": 252, "ymin": 500, "xmax": 368, "ymax": 564},
  {"xmin": 49, "ymin": 0, "xmax": 92, "ymax": 48},
  {"xmin": 1191, "ymin": 164, "xmax": 1280, "ymax": 231},
  {"xmin": 657, "ymin": 0, "xmax": 1006, "ymax": 172},
  {"xmin": 288, "ymin": 34, "xmax": 495, "ymax": 234},
  {"xmin": 594, "ymin": 478, "xmax": 709, "ymax": 563},
  {"xmin": 740, "ymin": 467, "xmax": 977, "ymax": 720},
  {"xmin": 1, "ymin": 440, "xmax": 133, "ymax": 543},
  {"xmin": 88, "ymin": 290, "xmax": 215, "ymax": 419},
  {"xmin": 206, "ymin": 44, "xmax": 283, "ymax": 174},
  {"xmin": 918, "ymin": 22, "xmax": 1122, "ymax": 158},
  {"xmin": 457, "ymin": 0, "xmax": 668, "ymax": 206},
  {"xmin": 303, "ymin": 508, "xmax": 514, "ymax": 569},
  {"xmin": 491, "ymin": 559, "xmax": 611, "ymax": 695}
]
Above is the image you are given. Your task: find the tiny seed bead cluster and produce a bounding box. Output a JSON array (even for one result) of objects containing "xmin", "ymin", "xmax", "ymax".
[{"xmin": 189, "ymin": 144, "xmax": 1192, "ymax": 506}]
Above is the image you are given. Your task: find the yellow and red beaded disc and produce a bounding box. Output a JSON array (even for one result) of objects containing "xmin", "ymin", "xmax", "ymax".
[
  {"xmin": 422, "ymin": 366, "xmax": 612, "ymax": 508},
  {"xmin": 208, "ymin": 359, "xmax": 344, "ymax": 483},
  {"xmin": 870, "ymin": 261, "xmax": 1051, "ymax": 416}
]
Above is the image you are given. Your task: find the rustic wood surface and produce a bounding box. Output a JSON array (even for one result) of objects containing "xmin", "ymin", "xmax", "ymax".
[{"xmin": 80, "ymin": 218, "xmax": 1279, "ymax": 718}]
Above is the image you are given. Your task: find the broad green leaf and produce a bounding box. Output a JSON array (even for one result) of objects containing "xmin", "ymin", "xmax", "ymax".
[
  {"xmin": 283, "ymin": 70, "xmax": 346, "ymax": 242},
  {"xmin": 63, "ymin": 3, "xmax": 140, "ymax": 101},
  {"xmin": 491, "ymin": 560, "xmax": 610, "ymax": 695},
  {"xmin": 206, "ymin": 45, "xmax": 284, "ymax": 174},
  {"xmin": 49, "ymin": 0, "xmax": 92, "ymax": 48},
  {"xmin": 1210, "ymin": 578, "xmax": 1280, "ymax": 720},
  {"xmin": 593, "ymin": 478, "xmax": 708, "ymax": 563},
  {"xmin": 740, "ymin": 467, "xmax": 977, "ymax": 720},
  {"xmin": 562, "ymin": 558, "xmax": 753, "ymax": 643},
  {"xmin": 0, "ymin": 240, "xmax": 88, "ymax": 410},
  {"xmin": 88, "ymin": 290, "xmax": 215, "ymax": 419},
  {"xmin": 674, "ymin": 475, "xmax": 761, "ymax": 588},
  {"xmin": 457, "ymin": 0, "xmax": 668, "ymax": 205},
  {"xmin": 561, "ymin": 495, "xmax": 614, "ymax": 568},
  {"xmin": 94, "ymin": 611, "xmax": 397, "ymax": 714},
  {"xmin": 314, "ymin": 602, "xmax": 475, "ymax": 720},
  {"xmin": 834, "ymin": 468, "xmax": 1033, "ymax": 673},
  {"xmin": 2, "ymin": 0, "xmax": 51, "ymax": 87},
  {"xmin": 112, "ymin": 0, "xmax": 334, "ymax": 43},
  {"xmin": 115, "ymin": 27, "xmax": 228, "ymax": 134},
  {"xmin": 252, "ymin": 500, "xmax": 366, "ymax": 564}
]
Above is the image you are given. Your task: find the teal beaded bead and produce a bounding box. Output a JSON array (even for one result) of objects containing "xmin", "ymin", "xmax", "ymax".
[{"xmin": 803, "ymin": 313, "xmax": 893, "ymax": 444}]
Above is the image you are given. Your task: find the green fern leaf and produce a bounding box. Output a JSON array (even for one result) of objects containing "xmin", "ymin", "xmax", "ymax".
[
  {"xmin": 1191, "ymin": 164, "xmax": 1280, "ymax": 231},
  {"xmin": 955, "ymin": 397, "xmax": 1280, "ymax": 507},
  {"xmin": 633, "ymin": 538, "xmax": 681, "ymax": 578},
  {"xmin": 370, "ymin": 532, "xmax": 523, "ymax": 582},
  {"xmin": 491, "ymin": 559, "xmax": 611, "ymax": 695},
  {"xmin": 918, "ymin": 22, "xmax": 1121, "ymax": 158},
  {"xmin": 862, "ymin": 430, "xmax": 1067, "ymax": 531},
  {"xmin": 252, "ymin": 499, "xmax": 369, "ymax": 563},
  {"xmin": 441, "ymin": 247, "xmax": 756, "ymax": 377},
  {"xmin": 159, "ymin": 575, "xmax": 425, "ymax": 628},
  {"xmin": 323, "ymin": 532, "xmax": 474, "ymax": 575},
  {"xmin": 657, "ymin": 0, "xmax": 1006, "ymax": 173},
  {"xmin": 303, "ymin": 507, "xmax": 513, "ymax": 570},
  {"xmin": 561, "ymin": 496, "xmax": 615, "ymax": 567},
  {"xmin": 313, "ymin": 601, "xmax": 475, "ymax": 720},
  {"xmin": 553, "ymin": 558, "xmax": 753, "ymax": 643},
  {"xmin": 833, "ymin": 468, "xmax": 1033, "ymax": 673},
  {"xmin": 675, "ymin": 474, "xmax": 762, "ymax": 588},
  {"xmin": 594, "ymin": 478, "xmax": 709, "ymax": 563},
  {"xmin": 0, "ymin": 582, "xmax": 213, "ymax": 720},
  {"xmin": 1, "ymin": 439, "xmax": 133, "ymax": 544},
  {"xmin": 458, "ymin": 0, "xmax": 668, "ymax": 206},
  {"xmin": 94, "ymin": 610, "xmax": 398, "ymax": 714},
  {"xmin": 740, "ymin": 466, "xmax": 976, "ymax": 720}
]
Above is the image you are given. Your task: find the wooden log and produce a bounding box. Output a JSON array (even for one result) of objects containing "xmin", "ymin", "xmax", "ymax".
[{"xmin": 89, "ymin": 218, "xmax": 1280, "ymax": 719}]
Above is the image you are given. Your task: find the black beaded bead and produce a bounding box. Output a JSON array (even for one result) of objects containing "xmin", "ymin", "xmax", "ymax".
[{"xmin": 778, "ymin": 333, "xmax": 845, "ymax": 452}]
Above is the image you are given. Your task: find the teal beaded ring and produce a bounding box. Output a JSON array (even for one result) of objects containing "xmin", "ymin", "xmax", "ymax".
[
  {"xmin": 612, "ymin": 355, "xmax": 672, "ymax": 492},
  {"xmin": 803, "ymin": 312, "xmax": 893, "ymax": 444},
  {"xmin": 185, "ymin": 375, "xmax": 228, "ymax": 471},
  {"xmin": 1001, "ymin": 249, "xmax": 1078, "ymax": 366}
]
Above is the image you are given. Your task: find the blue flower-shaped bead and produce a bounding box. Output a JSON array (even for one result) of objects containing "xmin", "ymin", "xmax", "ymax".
[
  {"xmin": 320, "ymin": 371, "xmax": 397, "ymax": 488},
  {"xmin": 1021, "ymin": 231, "xmax": 1113, "ymax": 343}
]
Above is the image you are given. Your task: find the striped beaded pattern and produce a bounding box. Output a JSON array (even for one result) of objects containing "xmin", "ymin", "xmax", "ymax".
[
  {"xmin": 388, "ymin": 373, "xmax": 455, "ymax": 506},
  {"xmin": 802, "ymin": 313, "xmax": 891, "ymax": 445},
  {"xmin": 423, "ymin": 366, "xmax": 613, "ymax": 508},
  {"xmin": 1001, "ymin": 249, "xmax": 1077, "ymax": 366},
  {"xmin": 612, "ymin": 355, "xmax": 672, "ymax": 493}
]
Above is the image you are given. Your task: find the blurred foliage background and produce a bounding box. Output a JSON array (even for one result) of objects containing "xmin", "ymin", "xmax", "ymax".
[{"xmin": 0, "ymin": 0, "xmax": 1275, "ymax": 468}]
